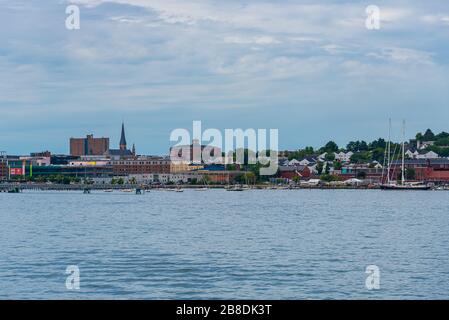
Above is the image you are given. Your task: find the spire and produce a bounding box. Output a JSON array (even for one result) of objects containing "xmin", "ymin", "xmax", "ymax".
[{"xmin": 119, "ymin": 122, "xmax": 127, "ymax": 151}]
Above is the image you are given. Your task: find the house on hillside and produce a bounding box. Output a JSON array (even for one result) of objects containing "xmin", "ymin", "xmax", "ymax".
[
  {"xmin": 334, "ymin": 151, "xmax": 354, "ymax": 163},
  {"xmin": 298, "ymin": 157, "xmax": 317, "ymax": 166},
  {"xmin": 416, "ymin": 151, "xmax": 439, "ymax": 159}
]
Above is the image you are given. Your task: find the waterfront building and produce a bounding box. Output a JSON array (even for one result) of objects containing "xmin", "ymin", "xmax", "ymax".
[
  {"xmin": 279, "ymin": 165, "xmax": 311, "ymax": 180},
  {"xmin": 70, "ymin": 134, "xmax": 109, "ymax": 156},
  {"xmin": 337, "ymin": 164, "xmax": 384, "ymax": 183},
  {"xmin": 127, "ymin": 169, "xmax": 240, "ymax": 184},
  {"xmin": 30, "ymin": 151, "xmax": 52, "ymax": 157},
  {"xmin": 109, "ymin": 156, "xmax": 171, "ymax": 176},
  {"xmin": 7, "ymin": 158, "xmax": 113, "ymax": 179},
  {"xmin": 0, "ymin": 160, "xmax": 7, "ymax": 181},
  {"xmin": 389, "ymin": 159, "xmax": 449, "ymax": 182},
  {"xmin": 51, "ymin": 155, "xmax": 80, "ymax": 165}
]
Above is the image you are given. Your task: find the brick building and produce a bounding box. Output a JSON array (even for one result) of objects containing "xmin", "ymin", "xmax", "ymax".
[
  {"xmin": 0, "ymin": 161, "xmax": 7, "ymax": 180},
  {"xmin": 110, "ymin": 157, "xmax": 171, "ymax": 176},
  {"xmin": 389, "ymin": 159, "xmax": 449, "ymax": 183},
  {"xmin": 279, "ymin": 165, "xmax": 311, "ymax": 180},
  {"xmin": 70, "ymin": 135, "xmax": 109, "ymax": 156}
]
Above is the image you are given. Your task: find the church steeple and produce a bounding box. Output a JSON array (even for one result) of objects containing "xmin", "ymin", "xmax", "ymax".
[{"xmin": 119, "ymin": 122, "xmax": 127, "ymax": 151}]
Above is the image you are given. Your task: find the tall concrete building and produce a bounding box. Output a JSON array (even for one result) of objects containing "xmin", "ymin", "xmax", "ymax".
[{"xmin": 70, "ymin": 135, "xmax": 110, "ymax": 156}]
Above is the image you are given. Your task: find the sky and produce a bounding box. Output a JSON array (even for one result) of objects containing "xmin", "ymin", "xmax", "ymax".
[{"xmin": 0, "ymin": 0, "xmax": 448, "ymax": 155}]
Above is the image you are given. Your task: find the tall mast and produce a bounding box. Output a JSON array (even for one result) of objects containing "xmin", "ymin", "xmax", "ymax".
[
  {"xmin": 402, "ymin": 119, "xmax": 406, "ymax": 185},
  {"xmin": 387, "ymin": 118, "xmax": 391, "ymax": 184}
]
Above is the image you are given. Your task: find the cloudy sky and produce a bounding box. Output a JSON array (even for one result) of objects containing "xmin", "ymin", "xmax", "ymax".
[{"xmin": 0, "ymin": 0, "xmax": 448, "ymax": 155}]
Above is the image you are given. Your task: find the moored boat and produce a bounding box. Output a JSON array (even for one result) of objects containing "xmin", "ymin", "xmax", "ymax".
[
  {"xmin": 381, "ymin": 119, "xmax": 430, "ymax": 191},
  {"xmin": 380, "ymin": 183, "xmax": 431, "ymax": 190}
]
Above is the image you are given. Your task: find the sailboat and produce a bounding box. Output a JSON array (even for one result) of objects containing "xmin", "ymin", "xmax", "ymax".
[{"xmin": 380, "ymin": 120, "xmax": 430, "ymax": 190}]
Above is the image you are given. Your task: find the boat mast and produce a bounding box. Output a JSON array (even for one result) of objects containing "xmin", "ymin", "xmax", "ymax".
[
  {"xmin": 387, "ymin": 118, "xmax": 391, "ymax": 184},
  {"xmin": 402, "ymin": 119, "xmax": 406, "ymax": 186}
]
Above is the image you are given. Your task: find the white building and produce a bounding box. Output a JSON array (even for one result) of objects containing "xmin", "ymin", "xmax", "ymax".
[
  {"xmin": 416, "ymin": 151, "xmax": 439, "ymax": 159},
  {"xmin": 334, "ymin": 151, "xmax": 354, "ymax": 162},
  {"xmin": 405, "ymin": 150, "xmax": 419, "ymax": 159}
]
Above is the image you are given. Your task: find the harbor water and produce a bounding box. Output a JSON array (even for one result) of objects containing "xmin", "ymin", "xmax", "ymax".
[{"xmin": 0, "ymin": 189, "xmax": 448, "ymax": 299}]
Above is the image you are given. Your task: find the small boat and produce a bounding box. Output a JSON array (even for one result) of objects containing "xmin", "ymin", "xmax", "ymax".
[
  {"xmin": 175, "ymin": 188, "xmax": 184, "ymax": 193},
  {"xmin": 194, "ymin": 188, "xmax": 208, "ymax": 191},
  {"xmin": 104, "ymin": 189, "xmax": 114, "ymax": 193},
  {"xmin": 121, "ymin": 189, "xmax": 134, "ymax": 193}
]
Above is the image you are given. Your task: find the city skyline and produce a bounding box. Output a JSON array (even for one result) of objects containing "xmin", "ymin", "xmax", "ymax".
[{"xmin": 1, "ymin": 0, "xmax": 449, "ymax": 154}]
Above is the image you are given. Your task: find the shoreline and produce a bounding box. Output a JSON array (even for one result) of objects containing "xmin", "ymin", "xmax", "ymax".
[{"xmin": 1, "ymin": 182, "xmax": 385, "ymax": 192}]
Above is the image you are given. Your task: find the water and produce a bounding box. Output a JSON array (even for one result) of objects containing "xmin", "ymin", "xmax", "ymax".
[{"xmin": 0, "ymin": 189, "xmax": 448, "ymax": 299}]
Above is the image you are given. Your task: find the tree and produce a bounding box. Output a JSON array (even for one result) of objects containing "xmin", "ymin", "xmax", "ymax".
[
  {"xmin": 287, "ymin": 147, "xmax": 315, "ymax": 161},
  {"xmin": 323, "ymin": 141, "xmax": 338, "ymax": 152},
  {"xmin": 346, "ymin": 140, "xmax": 368, "ymax": 152},
  {"xmin": 369, "ymin": 138, "xmax": 386, "ymax": 150},
  {"xmin": 416, "ymin": 132, "xmax": 423, "ymax": 141},
  {"xmin": 423, "ymin": 129, "xmax": 435, "ymax": 141},
  {"xmin": 371, "ymin": 147, "xmax": 385, "ymax": 163},
  {"xmin": 333, "ymin": 161, "xmax": 343, "ymax": 170},
  {"xmin": 435, "ymin": 137, "xmax": 449, "ymax": 147},
  {"xmin": 436, "ymin": 131, "xmax": 449, "ymax": 140},
  {"xmin": 350, "ymin": 151, "xmax": 372, "ymax": 163},
  {"xmin": 292, "ymin": 176, "xmax": 301, "ymax": 184},
  {"xmin": 244, "ymin": 172, "xmax": 256, "ymax": 184},
  {"xmin": 316, "ymin": 162, "xmax": 324, "ymax": 175},
  {"xmin": 325, "ymin": 152, "xmax": 335, "ymax": 161}
]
